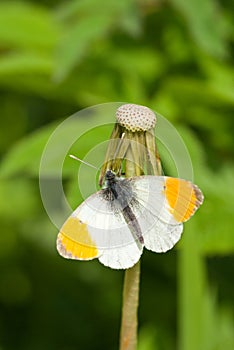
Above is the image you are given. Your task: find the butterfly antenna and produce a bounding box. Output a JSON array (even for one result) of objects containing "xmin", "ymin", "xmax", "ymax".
[{"xmin": 69, "ymin": 154, "xmax": 98, "ymax": 170}]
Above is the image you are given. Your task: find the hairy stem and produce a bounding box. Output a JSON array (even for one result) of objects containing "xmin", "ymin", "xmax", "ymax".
[{"xmin": 119, "ymin": 261, "xmax": 141, "ymax": 350}]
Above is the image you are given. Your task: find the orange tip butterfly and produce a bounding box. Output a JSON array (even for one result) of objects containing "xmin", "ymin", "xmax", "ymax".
[{"xmin": 57, "ymin": 169, "xmax": 204, "ymax": 269}]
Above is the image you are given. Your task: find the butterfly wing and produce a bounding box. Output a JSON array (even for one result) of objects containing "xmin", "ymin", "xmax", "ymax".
[
  {"xmin": 129, "ymin": 175, "xmax": 203, "ymax": 252},
  {"xmin": 143, "ymin": 220, "xmax": 183, "ymax": 253},
  {"xmin": 131, "ymin": 175, "xmax": 204, "ymax": 225},
  {"xmin": 57, "ymin": 175, "xmax": 203, "ymax": 266},
  {"xmin": 57, "ymin": 189, "xmax": 143, "ymax": 269}
]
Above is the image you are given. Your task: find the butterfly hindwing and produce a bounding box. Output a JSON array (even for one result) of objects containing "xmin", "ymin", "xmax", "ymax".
[{"xmin": 57, "ymin": 189, "xmax": 143, "ymax": 269}]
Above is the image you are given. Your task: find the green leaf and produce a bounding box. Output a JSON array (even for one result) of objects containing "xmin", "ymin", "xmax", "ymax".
[
  {"xmin": 170, "ymin": 0, "xmax": 229, "ymax": 58},
  {"xmin": 200, "ymin": 57, "xmax": 234, "ymax": 104},
  {"xmin": 178, "ymin": 225, "xmax": 206, "ymax": 350},
  {"xmin": 198, "ymin": 166, "xmax": 234, "ymax": 255},
  {"xmin": 54, "ymin": 0, "xmax": 141, "ymax": 80},
  {"xmin": 161, "ymin": 76, "xmax": 233, "ymax": 107},
  {"xmin": 176, "ymin": 128, "xmax": 234, "ymax": 255},
  {"xmin": 0, "ymin": 52, "xmax": 52, "ymax": 75},
  {"xmin": 0, "ymin": 123, "xmax": 57, "ymax": 178},
  {"xmin": 0, "ymin": 2, "xmax": 58, "ymax": 51},
  {"xmin": 54, "ymin": 14, "xmax": 114, "ymax": 81},
  {"xmin": 0, "ymin": 103, "xmax": 120, "ymax": 178},
  {"xmin": 0, "ymin": 179, "xmax": 38, "ymax": 220}
]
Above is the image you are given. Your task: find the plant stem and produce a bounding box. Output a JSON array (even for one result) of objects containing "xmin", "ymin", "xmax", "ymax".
[
  {"xmin": 119, "ymin": 260, "xmax": 141, "ymax": 350},
  {"xmin": 105, "ymin": 106, "xmax": 159, "ymax": 350}
]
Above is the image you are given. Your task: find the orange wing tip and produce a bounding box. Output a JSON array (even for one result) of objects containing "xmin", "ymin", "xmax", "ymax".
[
  {"xmin": 57, "ymin": 233, "xmax": 100, "ymax": 261},
  {"xmin": 164, "ymin": 178, "xmax": 204, "ymax": 223}
]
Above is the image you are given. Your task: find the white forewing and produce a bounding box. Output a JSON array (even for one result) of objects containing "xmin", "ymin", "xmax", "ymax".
[
  {"xmin": 129, "ymin": 176, "xmax": 184, "ymax": 251},
  {"xmin": 71, "ymin": 190, "xmax": 141, "ymax": 249},
  {"xmin": 130, "ymin": 176, "xmax": 179, "ymax": 225}
]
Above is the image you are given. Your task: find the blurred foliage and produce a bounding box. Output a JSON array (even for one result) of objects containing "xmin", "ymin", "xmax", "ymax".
[{"xmin": 0, "ymin": 0, "xmax": 234, "ymax": 349}]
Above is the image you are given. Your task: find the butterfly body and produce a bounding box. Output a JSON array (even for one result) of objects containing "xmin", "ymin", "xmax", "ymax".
[{"xmin": 102, "ymin": 171, "xmax": 144, "ymax": 244}]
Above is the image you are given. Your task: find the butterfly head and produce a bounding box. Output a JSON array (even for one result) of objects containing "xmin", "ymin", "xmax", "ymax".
[{"xmin": 105, "ymin": 170, "xmax": 117, "ymax": 184}]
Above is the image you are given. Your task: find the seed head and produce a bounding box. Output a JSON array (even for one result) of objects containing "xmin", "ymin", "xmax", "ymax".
[{"xmin": 116, "ymin": 104, "xmax": 156, "ymax": 132}]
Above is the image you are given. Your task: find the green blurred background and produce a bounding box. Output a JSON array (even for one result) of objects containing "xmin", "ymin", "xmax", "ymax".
[{"xmin": 0, "ymin": 0, "xmax": 234, "ymax": 349}]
